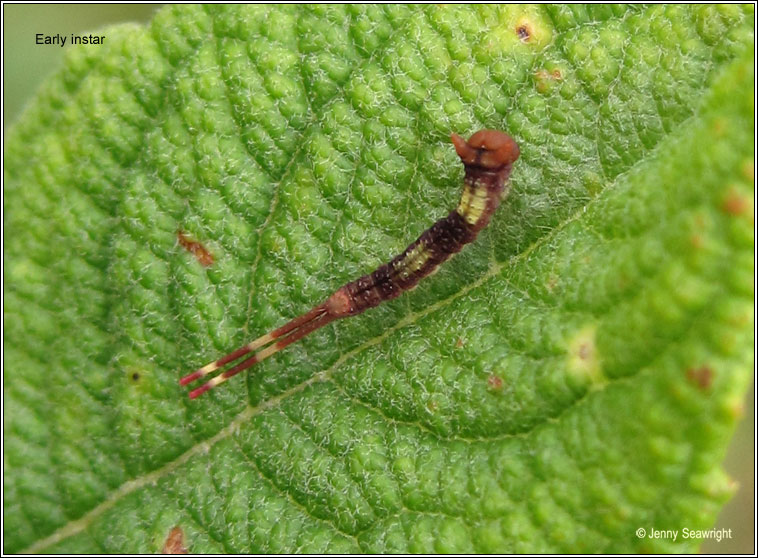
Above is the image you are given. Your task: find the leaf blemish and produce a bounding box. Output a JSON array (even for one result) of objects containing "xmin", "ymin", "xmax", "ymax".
[
  {"xmin": 161, "ymin": 526, "xmax": 188, "ymax": 554},
  {"xmin": 535, "ymin": 70, "xmax": 560, "ymax": 81},
  {"xmin": 516, "ymin": 23, "xmax": 531, "ymax": 42},
  {"xmin": 131, "ymin": 372, "xmax": 140, "ymax": 382},
  {"xmin": 721, "ymin": 187, "xmax": 752, "ymax": 219},
  {"xmin": 686, "ymin": 365, "xmax": 713, "ymax": 391},
  {"xmin": 566, "ymin": 325, "xmax": 604, "ymax": 385},
  {"xmin": 487, "ymin": 374, "xmax": 504, "ymax": 391},
  {"xmin": 534, "ymin": 68, "xmax": 563, "ymax": 93},
  {"xmin": 177, "ymin": 231, "xmax": 214, "ymax": 267}
]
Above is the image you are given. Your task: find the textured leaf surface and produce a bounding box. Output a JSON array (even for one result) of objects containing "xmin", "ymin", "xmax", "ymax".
[{"xmin": 3, "ymin": 5, "xmax": 754, "ymax": 554}]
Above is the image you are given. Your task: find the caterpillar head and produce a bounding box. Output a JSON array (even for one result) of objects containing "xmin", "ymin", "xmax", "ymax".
[{"xmin": 451, "ymin": 130, "xmax": 520, "ymax": 170}]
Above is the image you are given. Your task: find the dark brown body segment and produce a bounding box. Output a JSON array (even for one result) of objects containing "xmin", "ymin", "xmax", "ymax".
[
  {"xmin": 340, "ymin": 210, "xmax": 474, "ymax": 314},
  {"xmin": 182, "ymin": 130, "xmax": 519, "ymax": 398}
]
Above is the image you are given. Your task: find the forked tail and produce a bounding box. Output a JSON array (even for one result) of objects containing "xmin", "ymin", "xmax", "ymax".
[{"xmin": 180, "ymin": 304, "xmax": 335, "ymax": 398}]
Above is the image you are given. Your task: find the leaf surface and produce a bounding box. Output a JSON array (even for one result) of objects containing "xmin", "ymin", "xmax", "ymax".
[{"xmin": 3, "ymin": 5, "xmax": 754, "ymax": 553}]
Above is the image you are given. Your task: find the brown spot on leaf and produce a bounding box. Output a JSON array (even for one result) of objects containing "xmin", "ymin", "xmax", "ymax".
[
  {"xmin": 131, "ymin": 372, "xmax": 140, "ymax": 382},
  {"xmin": 534, "ymin": 68, "xmax": 564, "ymax": 94},
  {"xmin": 455, "ymin": 338, "xmax": 465, "ymax": 348},
  {"xmin": 162, "ymin": 526, "xmax": 188, "ymax": 554},
  {"xmin": 516, "ymin": 24, "xmax": 531, "ymax": 42},
  {"xmin": 535, "ymin": 69, "xmax": 562, "ymax": 81},
  {"xmin": 686, "ymin": 365, "xmax": 713, "ymax": 391},
  {"xmin": 722, "ymin": 188, "xmax": 752, "ymax": 219},
  {"xmin": 566, "ymin": 325, "xmax": 603, "ymax": 385},
  {"xmin": 427, "ymin": 400, "xmax": 439, "ymax": 413},
  {"xmin": 177, "ymin": 231, "xmax": 214, "ymax": 267},
  {"xmin": 487, "ymin": 375, "xmax": 504, "ymax": 391}
]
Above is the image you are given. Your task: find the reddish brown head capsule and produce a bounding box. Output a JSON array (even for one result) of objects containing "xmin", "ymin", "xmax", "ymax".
[
  {"xmin": 181, "ymin": 130, "xmax": 520, "ymax": 398},
  {"xmin": 451, "ymin": 130, "xmax": 520, "ymax": 170}
]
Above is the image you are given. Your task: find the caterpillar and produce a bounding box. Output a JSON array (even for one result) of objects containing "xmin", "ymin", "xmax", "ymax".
[{"xmin": 181, "ymin": 130, "xmax": 520, "ymax": 398}]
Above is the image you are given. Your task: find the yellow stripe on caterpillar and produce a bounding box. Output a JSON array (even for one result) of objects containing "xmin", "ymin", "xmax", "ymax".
[{"xmin": 460, "ymin": 187, "xmax": 489, "ymax": 225}]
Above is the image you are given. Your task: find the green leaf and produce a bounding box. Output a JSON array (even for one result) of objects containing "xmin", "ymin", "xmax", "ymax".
[{"xmin": 4, "ymin": 5, "xmax": 754, "ymax": 553}]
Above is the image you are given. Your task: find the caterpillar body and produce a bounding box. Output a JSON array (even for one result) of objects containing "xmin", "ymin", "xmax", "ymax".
[{"xmin": 181, "ymin": 130, "xmax": 520, "ymax": 398}]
